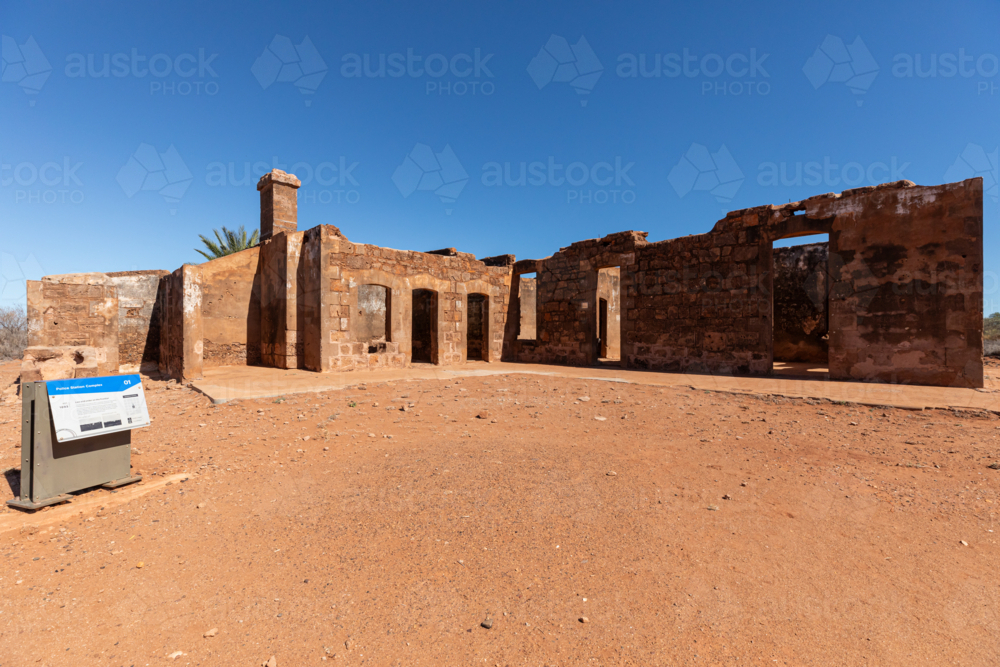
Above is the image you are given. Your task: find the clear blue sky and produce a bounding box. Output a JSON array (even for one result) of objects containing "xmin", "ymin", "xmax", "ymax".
[{"xmin": 2, "ymin": 0, "xmax": 998, "ymax": 311}]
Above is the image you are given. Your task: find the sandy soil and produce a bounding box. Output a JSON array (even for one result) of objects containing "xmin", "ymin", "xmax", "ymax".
[{"xmin": 1, "ymin": 359, "xmax": 1000, "ymax": 666}]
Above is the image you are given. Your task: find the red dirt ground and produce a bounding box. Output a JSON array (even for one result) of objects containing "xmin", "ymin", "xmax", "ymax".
[{"xmin": 2, "ymin": 358, "xmax": 1000, "ymax": 666}]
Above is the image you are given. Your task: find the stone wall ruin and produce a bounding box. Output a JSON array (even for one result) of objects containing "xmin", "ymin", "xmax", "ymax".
[{"xmin": 22, "ymin": 171, "xmax": 984, "ymax": 388}]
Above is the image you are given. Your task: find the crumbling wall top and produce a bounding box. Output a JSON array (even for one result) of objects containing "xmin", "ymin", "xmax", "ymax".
[{"xmin": 257, "ymin": 169, "xmax": 301, "ymax": 191}]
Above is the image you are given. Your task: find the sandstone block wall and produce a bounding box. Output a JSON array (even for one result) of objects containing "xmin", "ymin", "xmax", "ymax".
[
  {"xmin": 22, "ymin": 171, "xmax": 982, "ymax": 389},
  {"xmin": 506, "ymin": 179, "xmax": 983, "ymax": 388},
  {"xmin": 199, "ymin": 247, "xmax": 261, "ymax": 368},
  {"xmin": 321, "ymin": 232, "xmax": 511, "ymax": 372},
  {"xmin": 107, "ymin": 270, "xmax": 169, "ymax": 372},
  {"xmin": 25, "ymin": 273, "xmax": 119, "ymax": 375}
]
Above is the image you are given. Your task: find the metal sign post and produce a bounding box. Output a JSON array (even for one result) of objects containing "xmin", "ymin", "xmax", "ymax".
[{"xmin": 7, "ymin": 381, "xmax": 143, "ymax": 511}]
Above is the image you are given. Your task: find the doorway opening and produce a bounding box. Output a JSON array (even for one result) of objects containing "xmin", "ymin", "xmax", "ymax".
[
  {"xmin": 466, "ymin": 293, "xmax": 489, "ymax": 361},
  {"xmin": 772, "ymin": 234, "xmax": 830, "ymax": 378},
  {"xmin": 516, "ymin": 272, "xmax": 536, "ymax": 340},
  {"xmin": 411, "ymin": 289, "xmax": 438, "ymax": 364},
  {"xmin": 596, "ymin": 267, "xmax": 621, "ymax": 365}
]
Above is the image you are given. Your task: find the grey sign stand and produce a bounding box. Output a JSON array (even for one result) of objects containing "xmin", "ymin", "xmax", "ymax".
[{"xmin": 7, "ymin": 382, "xmax": 142, "ymax": 511}]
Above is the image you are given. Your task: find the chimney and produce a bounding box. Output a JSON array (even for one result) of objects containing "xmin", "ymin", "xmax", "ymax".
[{"xmin": 257, "ymin": 169, "xmax": 301, "ymax": 241}]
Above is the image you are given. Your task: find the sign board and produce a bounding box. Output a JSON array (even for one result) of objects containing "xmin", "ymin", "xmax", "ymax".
[{"xmin": 46, "ymin": 374, "xmax": 150, "ymax": 443}]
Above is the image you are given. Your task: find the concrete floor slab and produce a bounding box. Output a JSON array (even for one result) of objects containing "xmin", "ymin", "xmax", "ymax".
[{"xmin": 189, "ymin": 362, "xmax": 1000, "ymax": 413}]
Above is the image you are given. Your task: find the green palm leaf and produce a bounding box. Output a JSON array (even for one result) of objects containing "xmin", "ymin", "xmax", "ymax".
[{"xmin": 195, "ymin": 225, "xmax": 260, "ymax": 260}]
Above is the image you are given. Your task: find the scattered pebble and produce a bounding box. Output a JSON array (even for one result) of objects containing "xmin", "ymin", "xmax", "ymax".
[
  {"xmin": 481, "ymin": 618, "xmax": 493, "ymax": 629},
  {"xmin": 579, "ymin": 616, "xmax": 589, "ymax": 623},
  {"xmin": 594, "ymin": 416, "xmax": 606, "ymax": 421},
  {"xmin": 167, "ymin": 651, "xmax": 184, "ymax": 659},
  {"xmin": 960, "ymin": 540, "xmax": 969, "ymax": 546},
  {"xmin": 606, "ymin": 471, "xmax": 617, "ymax": 476},
  {"xmin": 204, "ymin": 628, "xmax": 218, "ymax": 638}
]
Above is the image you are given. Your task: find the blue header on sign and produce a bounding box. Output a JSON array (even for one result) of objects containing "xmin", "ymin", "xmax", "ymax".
[{"xmin": 47, "ymin": 374, "xmax": 141, "ymax": 395}]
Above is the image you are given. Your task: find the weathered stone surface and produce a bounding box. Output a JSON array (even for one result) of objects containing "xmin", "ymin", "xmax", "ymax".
[
  {"xmin": 23, "ymin": 173, "xmax": 983, "ymax": 389},
  {"xmin": 107, "ymin": 270, "xmax": 169, "ymax": 372},
  {"xmin": 503, "ymin": 179, "xmax": 983, "ymax": 388},
  {"xmin": 258, "ymin": 169, "xmax": 301, "ymax": 241},
  {"xmin": 26, "ymin": 272, "xmax": 119, "ymax": 375},
  {"xmin": 773, "ymin": 243, "xmax": 828, "ymax": 363},
  {"xmin": 20, "ymin": 345, "xmax": 101, "ymax": 382}
]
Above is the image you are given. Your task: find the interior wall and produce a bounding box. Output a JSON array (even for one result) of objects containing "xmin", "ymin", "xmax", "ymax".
[
  {"xmin": 354, "ymin": 284, "xmax": 390, "ymax": 350},
  {"xmin": 597, "ymin": 267, "xmax": 621, "ymax": 360},
  {"xmin": 198, "ymin": 247, "xmax": 261, "ymax": 368},
  {"xmin": 772, "ymin": 243, "xmax": 828, "ymax": 364},
  {"xmin": 107, "ymin": 271, "xmax": 169, "ymax": 373},
  {"xmin": 518, "ymin": 277, "xmax": 536, "ymax": 339}
]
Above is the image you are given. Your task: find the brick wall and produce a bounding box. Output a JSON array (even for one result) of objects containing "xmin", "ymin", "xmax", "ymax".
[
  {"xmin": 26, "ymin": 273, "xmax": 119, "ymax": 375},
  {"xmin": 107, "ymin": 270, "xmax": 169, "ymax": 372}
]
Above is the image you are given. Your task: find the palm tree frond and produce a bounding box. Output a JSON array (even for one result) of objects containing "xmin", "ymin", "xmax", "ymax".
[{"xmin": 195, "ymin": 225, "xmax": 259, "ymax": 260}]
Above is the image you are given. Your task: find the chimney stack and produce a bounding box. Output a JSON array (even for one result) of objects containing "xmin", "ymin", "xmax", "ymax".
[{"xmin": 257, "ymin": 169, "xmax": 301, "ymax": 241}]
